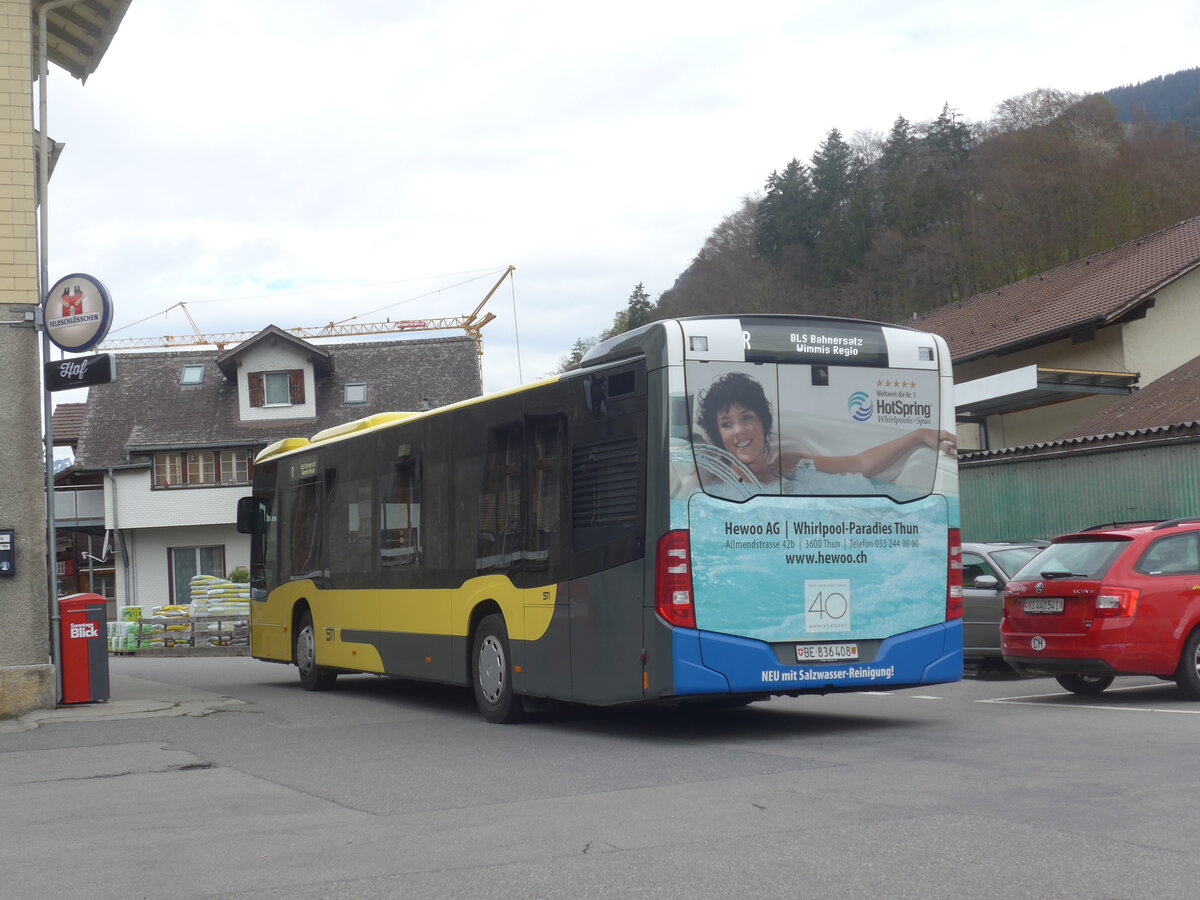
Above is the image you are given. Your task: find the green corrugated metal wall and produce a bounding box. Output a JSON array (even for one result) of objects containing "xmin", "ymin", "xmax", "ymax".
[{"xmin": 960, "ymin": 440, "xmax": 1200, "ymax": 541}]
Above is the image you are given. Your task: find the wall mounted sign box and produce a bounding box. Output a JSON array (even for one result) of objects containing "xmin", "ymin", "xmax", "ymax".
[{"xmin": 44, "ymin": 352, "xmax": 116, "ymax": 392}]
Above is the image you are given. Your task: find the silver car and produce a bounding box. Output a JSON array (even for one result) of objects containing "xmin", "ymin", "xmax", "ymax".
[{"xmin": 962, "ymin": 541, "xmax": 1049, "ymax": 667}]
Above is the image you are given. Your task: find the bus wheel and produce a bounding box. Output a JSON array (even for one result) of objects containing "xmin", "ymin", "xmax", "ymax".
[
  {"xmin": 295, "ymin": 610, "xmax": 337, "ymax": 691},
  {"xmin": 472, "ymin": 613, "xmax": 525, "ymax": 723},
  {"xmin": 1055, "ymin": 673, "xmax": 1113, "ymax": 696},
  {"xmin": 1175, "ymin": 629, "xmax": 1200, "ymax": 699}
]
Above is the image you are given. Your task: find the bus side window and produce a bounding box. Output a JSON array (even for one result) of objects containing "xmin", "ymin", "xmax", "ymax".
[
  {"xmin": 381, "ymin": 455, "xmax": 421, "ymax": 568},
  {"xmin": 283, "ymin": 478, "xmax": 324, "ymax": 582},
  {"xmin": 328, "ymin": 472, "xmax": 374, "ymax": 582},
  {"xmin": 477, "ymin": 424, "xmax": 523, "ymax": 572},
  {"xmin": 526, "ymin": 415, "xmax": 564, "ymax": 572}
]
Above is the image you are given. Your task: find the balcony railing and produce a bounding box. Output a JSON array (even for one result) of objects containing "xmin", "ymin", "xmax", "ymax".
[{"xmin": 54, "ymin": 486, "xmax": 104, "ymax": 525}]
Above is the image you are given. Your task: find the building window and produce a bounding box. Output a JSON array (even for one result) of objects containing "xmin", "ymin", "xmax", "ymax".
[
  {"xmin": 154, "ymin": 453, "xmax": 184, "ymax": 486},
  {"xmin": 169, "ymin": 545, "xmax": 225, "ymax": 604},
  {"xmin": 248, "ymin": 370, "xmax": 305, "ymax": 408},
  {"xmin": 154, "ymin": 450, "xmax": 253, "ymax": 488},
  {"xmin": 220, "ymin": 450, "xmax": 251, "ymax": 484},
  {"xmin": 187, "ymin": 452, "xmax": 217, "ymax": 484},
  {"xmin": 180, "ymin": 365, "xmax": 205, "ymax": 385},
  {"xmin": 344, "ymin": 383, "xmax": 367, "ymax": 405}
]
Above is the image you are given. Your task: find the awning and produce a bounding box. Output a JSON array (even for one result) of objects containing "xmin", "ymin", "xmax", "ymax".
[{"xmin": 955, "ymin": 365, "xmax": 1139, "ymax": 420}]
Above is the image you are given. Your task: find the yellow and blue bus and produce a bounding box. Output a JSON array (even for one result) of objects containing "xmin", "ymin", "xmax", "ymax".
[{"xmin": 237, "ymin": 315, "xmax": 963, "ymax": 722}]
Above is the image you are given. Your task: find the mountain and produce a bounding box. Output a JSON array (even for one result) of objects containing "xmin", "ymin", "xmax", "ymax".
[{"xmin": 1105, "ymin": 67, "xmax": 1200, "ymax": 136}]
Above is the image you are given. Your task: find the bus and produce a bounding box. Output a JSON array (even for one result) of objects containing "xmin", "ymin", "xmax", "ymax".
[{"xmin": 237, "ymin": 315, "xmax": 962, "ymax": 722}]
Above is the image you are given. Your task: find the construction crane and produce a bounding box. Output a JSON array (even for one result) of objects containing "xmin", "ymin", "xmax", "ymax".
[{"xmin": 97, "ymin": 266, "xmax": 514, "ymax": 359}]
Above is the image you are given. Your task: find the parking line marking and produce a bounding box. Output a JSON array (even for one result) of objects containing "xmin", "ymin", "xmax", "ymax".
[{"xmin": 978, "ymin": 683, "xmax": 1200, "ymax": 714}]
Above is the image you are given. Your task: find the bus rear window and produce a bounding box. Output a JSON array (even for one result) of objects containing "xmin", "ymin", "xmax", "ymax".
[{"xmin": 676, "ymin": 361, "xmax": 950, "ymax": 502}]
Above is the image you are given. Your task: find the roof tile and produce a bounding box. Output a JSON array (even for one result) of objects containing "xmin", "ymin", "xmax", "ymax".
[{"xmin": 912, "ymin": 216, "xmax": 1200, "ymax": 361}]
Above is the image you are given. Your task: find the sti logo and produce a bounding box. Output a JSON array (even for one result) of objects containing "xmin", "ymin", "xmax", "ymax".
[
  {"xmin": 60, "ymin": 285, "xmax": 84, "ymax": 317},
  {"xmin": 847, "ymin": 391, "xmax": 872, "ymax": 422}
]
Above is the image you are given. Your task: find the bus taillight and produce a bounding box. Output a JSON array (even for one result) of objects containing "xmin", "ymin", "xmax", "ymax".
[
  {"xmin": 946, "ymin": 528, "xmax": 963, "ymax": 620},
  {"xmin": 656, "ymin": 530, "xmax": 696, "ymax": 629}
]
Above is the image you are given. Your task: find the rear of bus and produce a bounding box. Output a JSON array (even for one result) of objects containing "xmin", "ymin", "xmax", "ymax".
[{"xmin": 647, "ymin": 316, "xmax": 962, "ymax": 699}]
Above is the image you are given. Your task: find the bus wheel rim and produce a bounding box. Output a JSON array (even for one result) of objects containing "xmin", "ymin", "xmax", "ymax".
[
  {"xmin": 478, "ymin": 634, "xmax": 505, "ymax": 703},
  {"xmin": 297, "ymin": 627, "xmax": 315, "ymax": 674}
]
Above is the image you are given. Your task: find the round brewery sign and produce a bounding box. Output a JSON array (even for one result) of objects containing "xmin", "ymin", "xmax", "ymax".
[{"xmin": 44, "ymin": 273, "xmax": 113, "ymax": 353}]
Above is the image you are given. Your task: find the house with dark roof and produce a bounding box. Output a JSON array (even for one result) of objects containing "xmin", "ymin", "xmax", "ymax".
[
  {"xmin": 911, "ymin": 218, "xmax": 1200, "ymax": 540},
  {"xmin": 52, "ymin": 327, "xmax": 481, "ymax": 615},
  {"xmin": 913, "ymin": 216, "xmax": 1200, "ymax": 451}
]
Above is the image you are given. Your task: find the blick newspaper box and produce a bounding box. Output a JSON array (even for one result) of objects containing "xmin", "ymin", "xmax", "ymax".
[{"xmin": 59, "ymin": 593, "xmax": 110, "ymax": 703}]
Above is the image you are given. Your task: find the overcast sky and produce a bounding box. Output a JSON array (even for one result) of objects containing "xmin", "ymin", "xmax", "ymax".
[{"xmin": 44, "ymin": 0, "xmax": 1200, "ymax": 394}]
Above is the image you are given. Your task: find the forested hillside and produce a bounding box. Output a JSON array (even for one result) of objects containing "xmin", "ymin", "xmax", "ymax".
[
  {"xmin": 561, "ymin": 70, "xmax": 1200, "ymax": 370},
  {"xmin": 1106, "ymin": 66, "xmax": 1200, "ymax": 136}
]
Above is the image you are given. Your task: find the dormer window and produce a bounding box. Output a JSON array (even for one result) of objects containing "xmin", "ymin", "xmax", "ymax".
[
  {"xmin": 344, "ymin": 383, "xmax": 367, "ymax": 405},
  {"xmin": 180, "ymin": 365, "xmax": 205, "ymax": 385},
  {"xmin": 248, "ymin": 370, "xmax": 305, "ymax": 408},
  {"xmin": 264, "ymin": 372, "xmax": 291, "ymax": 405}
]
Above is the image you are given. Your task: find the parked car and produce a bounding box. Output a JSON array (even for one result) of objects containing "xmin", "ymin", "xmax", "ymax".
[
  {"xmin": 1001, "ymin": 519, "xmax": 1200, "ymax": 697},
  {"xmin": 962, "ymin": 541, "xmax": 1049, "ymax": 666}
]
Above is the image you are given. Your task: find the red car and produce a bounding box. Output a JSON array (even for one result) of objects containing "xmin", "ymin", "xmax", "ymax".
[{"xmin": 1001, "ymin": 519, "xmax": 1200, "ymax": 697}]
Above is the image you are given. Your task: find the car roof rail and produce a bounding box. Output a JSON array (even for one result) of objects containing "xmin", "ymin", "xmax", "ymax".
[
  {"xmin": 1080, "ymin": 519, "xmax": 1164, "ymax": 532},
  {"xmin": 1151, "ymin": 517, "xmax": 1200, "ymax": 530}
]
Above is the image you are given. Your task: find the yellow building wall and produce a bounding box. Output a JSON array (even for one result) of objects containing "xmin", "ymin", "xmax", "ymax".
[{"xmin": 0, "ymin": 0, "xmax": 55, "ymax": 717}]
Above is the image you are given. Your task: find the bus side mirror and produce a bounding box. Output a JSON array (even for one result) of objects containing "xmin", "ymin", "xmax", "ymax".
[{"xmin": 236, "ymin": 496, "xmax": 269, "ymax": 535}]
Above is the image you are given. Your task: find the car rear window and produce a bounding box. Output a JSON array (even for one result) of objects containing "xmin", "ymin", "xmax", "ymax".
[
  {"xmin": 989, "ymin": 546, "xmax": 1043, "ymax": 578},
  {"xmin": 1012, "ymin": 538, "xmax": 1128, "ymax": 581}
]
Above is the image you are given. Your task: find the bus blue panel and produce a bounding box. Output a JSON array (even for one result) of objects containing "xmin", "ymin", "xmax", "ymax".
[
  {"xmin": 672, "ymin": 621, "xmax": 962, "ymax": 695},
  {"xmin": 670, "ymin": 629, "xmax": 732, "ymax": 693}
]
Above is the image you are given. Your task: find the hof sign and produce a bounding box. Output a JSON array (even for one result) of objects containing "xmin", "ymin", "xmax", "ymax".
[
  {"xmin": 43, "ymin": 273, "xmax": 113, "ymax": 354},
  {"xmin": 44, "ymin": 352, "xmax": 116, "ymax": 392}
]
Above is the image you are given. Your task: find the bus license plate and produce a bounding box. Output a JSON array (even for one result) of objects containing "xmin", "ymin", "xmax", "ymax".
[
  {"xmin": 796, "ymin": 643, "xmax": 859, "ymax": 662},
  {"xmin": 1024, "ymin": 597, "xmax": 1064, "ymax": 614}
]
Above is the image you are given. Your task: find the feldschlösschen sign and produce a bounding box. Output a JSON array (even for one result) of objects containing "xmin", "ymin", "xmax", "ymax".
[{"xmin": 44, "ymin": 273, "xmax": 113, "ymax": 353}]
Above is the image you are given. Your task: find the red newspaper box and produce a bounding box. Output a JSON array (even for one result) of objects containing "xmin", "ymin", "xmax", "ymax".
[{"xmin": 59, "ymin": 593, "xmax": 110, "ymax": 704}]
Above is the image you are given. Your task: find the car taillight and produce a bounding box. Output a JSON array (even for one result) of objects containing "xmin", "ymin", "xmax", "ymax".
[
  {"xmin": 656, "ymin": 530, "xmax": 696, "ymax": 629},
  {"xmin": 946, "ymin": 528, "xmax": 963, "ymax": 620},
  {"xmin": 1095, "ymin": 585, "xmax": 1138, "ymax": 617}
]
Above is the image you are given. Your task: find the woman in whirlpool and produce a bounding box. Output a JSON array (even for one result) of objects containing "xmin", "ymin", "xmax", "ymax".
[{"xmin": 695, "ymin": 371, "xmax": 956, "ymax": 491}]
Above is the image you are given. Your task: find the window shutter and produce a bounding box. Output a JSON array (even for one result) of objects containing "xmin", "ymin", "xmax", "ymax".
[
  {"xmin": 289, "ymin": 369, "xmax": 305, "ymax": 404},
  {"xmin": 248, "ymin": 372, "xmax": 265, "ymax": 408}
]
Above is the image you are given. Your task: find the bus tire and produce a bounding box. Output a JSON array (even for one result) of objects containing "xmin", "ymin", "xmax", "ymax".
[
  {"xmin": 1055, "ymin": 673, "xmax": 1113, "ymax": 696},
  {"xmin": 472, "ymin": 613, "xmax": 525, "ymax": 723},
  {"xmin": 295, "ymin": 610, "xmax": 338, "ymax": 691},
  {"xmin": 1174, "ymin": 628, "xmax": 1200, "ymax": 699}
]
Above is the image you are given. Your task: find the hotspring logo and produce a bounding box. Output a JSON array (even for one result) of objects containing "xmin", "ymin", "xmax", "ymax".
[{"xmin": 847, "ymin": 391, "xmax": 872, "ymax": 422}]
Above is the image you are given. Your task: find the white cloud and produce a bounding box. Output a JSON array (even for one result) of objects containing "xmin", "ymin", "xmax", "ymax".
[{"xmin": 42, "ymin": 0, "xmax": 1200, "ymax": 393}]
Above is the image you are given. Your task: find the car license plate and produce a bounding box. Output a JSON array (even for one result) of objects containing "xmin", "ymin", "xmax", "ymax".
[
  {"xmin": 1024, "ymin": 597, "xmax": 1064, "ymax": 614},
  {"xmin": 796, "ymin": 642, "xmax": 859, "ymax": 662}
]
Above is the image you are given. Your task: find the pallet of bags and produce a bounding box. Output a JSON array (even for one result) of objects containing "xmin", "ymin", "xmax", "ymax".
[
  {"xmin": 189, "ymin": 575, "xmax": 222, "ymax": 615},
  {"xmin": 207, "ymin": 601, "xmax": 250, "ymax": 616},
  {"xmin": 123, "ymin": 621, "xmax": 163, "ymax": 651}
]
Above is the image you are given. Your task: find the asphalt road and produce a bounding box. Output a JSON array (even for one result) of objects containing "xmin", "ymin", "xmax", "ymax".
[{"xmin": 2, "ymin": 656, "xmax": 1198, "ymax": 899}]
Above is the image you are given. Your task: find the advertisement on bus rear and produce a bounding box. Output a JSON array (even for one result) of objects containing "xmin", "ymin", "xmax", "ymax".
[{"xmin": 670, "ymin": 357, "xmax": 958, "ymax": 644}]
